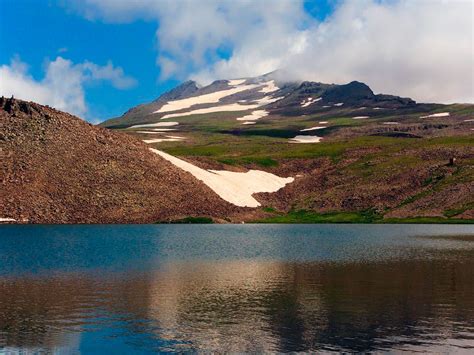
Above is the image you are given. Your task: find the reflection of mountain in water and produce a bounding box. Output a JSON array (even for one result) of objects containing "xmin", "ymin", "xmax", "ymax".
[{"xmin": 1, "ymin": 256, "xmax": 474, "ymax": 352}]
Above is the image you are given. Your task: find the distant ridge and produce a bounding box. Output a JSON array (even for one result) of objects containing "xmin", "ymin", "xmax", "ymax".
[{"xmin": 101, "ymin": 73, "xmax": 417, "ymax": 128}]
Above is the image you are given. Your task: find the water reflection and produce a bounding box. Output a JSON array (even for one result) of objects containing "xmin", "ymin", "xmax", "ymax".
[{"xmin": 1, "ymin": 256, "xmax": 473, "ymax": 352}]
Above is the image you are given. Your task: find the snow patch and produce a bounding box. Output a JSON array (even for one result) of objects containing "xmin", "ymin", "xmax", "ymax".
[
  {"xmin": 242, "ymin": 121, "xmax": 256, "ymax": 125},
  {"xmin": 143, "ymin": 136, "xmax": 185, "ymax": 143},
  {"xmin": 383, "ymin": 122, "xmax": 399, "ymax": 125},
  {"xmin": 136, "ymin": 131, "xmax": 171, "ymax": 134},
  {"xmin": 130, "ymin": 121, "xmax": 179, "ymax": 129},
  {"xmin": 253, "ymin": 95, "xmax": 283, "ymax": 105},
  {"xmin": 352, "ymin": 116, "xmax": 369, "ymax": 119},
  {"xmin": 334, "ymin": 103, "xmax": 344, "ymax": 107},
  {"xmin": 258, "ymin": 80, "xmax": 279, "ymax": 94},
  {"xmin": 464, "ymin": 119, "xmax": 474, "ymax": 122},
  {"xmin": 300, "ymin": 97, "xmax": 321, "ymax": 107},
  {"xmin": 160, "ymin": 103, "xmax": 261, "ymax": 119},
  {"xmin": 236, "ymin": 110, "xmax": 268, "ymax": 121},
  {"xmin": 228, "ymin": 79, "xmax": 246, "ymax": 86},
  {"xmin": 0, "ymin": 217, "xmax": 16, "ymax": 223},
  {"xmin": 154, "ymin": 84, "xmax": 258, "ymax": 113},
  {"xmin": 420, "ymin": 112, "xmax": 450, "ymax": 118},
  {"xmin": 300, "ymin": 126, "xmax": 326, "ymax": 132},
  {"xmin": 149, "ymin": 148, "xmax": 294, "ymax": 208},
  {"xmin": 319, "ymin": 121, "xmax": 329, "ymax": 124},
  {"xmin": 160, "ymin": 95, "xmax": 283, "ymax": 119},
  {"xmin": 289, "ymin": 135, "xmax": 322, "ymax": 143}
]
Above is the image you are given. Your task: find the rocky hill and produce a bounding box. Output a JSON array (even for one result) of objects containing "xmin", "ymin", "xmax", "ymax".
[{"xmin": 1, "ymin": 97, "xmax": 237, "ymax": 223}]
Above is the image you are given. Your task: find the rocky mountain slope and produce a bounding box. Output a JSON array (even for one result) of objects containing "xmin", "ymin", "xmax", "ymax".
[
  {"xmin": 2, "ymin": 70, "xmax": 473, "ymax": 224},
  {"xmin": 1, "ymin": 97, "xmax": 237, "ymax": 223},
  {"xmin": 101, "ymin": 72, "xmax": 426, "ymax": 129},
  {"xmin": 98, "ymin": 73, "xmax": 473, "ymax": 223}
]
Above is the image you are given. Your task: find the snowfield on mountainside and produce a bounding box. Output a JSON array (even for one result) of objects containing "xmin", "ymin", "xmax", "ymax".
[{"xmin": 150, "ymin": 148, "xmax": 294, "ymax": 208}]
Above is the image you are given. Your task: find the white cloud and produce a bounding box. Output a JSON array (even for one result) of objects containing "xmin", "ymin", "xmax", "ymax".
[
  {"xmin": 282, "ymin": 0, "xmax": 474, "ymax": 104},
  {"xmin": 0, "ymin": 56, "xmax": 136, "ymax": 118},
  {"xmin": 63, "ymin": 0, "xmax": 474, "ymax": 103},
  {"xmin": 82, "ymin": 60, "xmax": 137, "ymax": 89},
  {"xmin": 64, "ymin": 0, "xmax": 309, "ymax": 81}
]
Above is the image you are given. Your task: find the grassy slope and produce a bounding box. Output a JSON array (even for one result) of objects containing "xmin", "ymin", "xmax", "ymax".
[
  {"xmin": 121, "ymin": 103, "xmax": 474, "ymax": 223},
  {"xmin": 255, "ymin": 209, "xmax": 474, "ymax": 224}
]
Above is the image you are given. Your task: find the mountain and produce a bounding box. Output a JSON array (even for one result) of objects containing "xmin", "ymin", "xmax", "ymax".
[
  {"xmin": 1, "ymin": 97, "xmax": 237, "ymax": 223},
  {"xmin": 101, "ymin": 73, "xmax": 421, "ymax": 129},
  {"xmin": 2, "ymin": 71, "xmax": 473, "ymax": 224},
  {"xmin": 98, "ymin": 73, "xmax": 474, "ymax": 223}
]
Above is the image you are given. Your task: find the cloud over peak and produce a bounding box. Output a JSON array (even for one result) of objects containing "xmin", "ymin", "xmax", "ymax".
[{"xmin": 65, "ymin": 0, "xmax": 473, "ymax": 104}]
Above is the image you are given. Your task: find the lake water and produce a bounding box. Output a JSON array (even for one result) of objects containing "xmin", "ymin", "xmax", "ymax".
[{"xmin": 1, "ymin": 224, "xmax": 473, "ymax": 353}]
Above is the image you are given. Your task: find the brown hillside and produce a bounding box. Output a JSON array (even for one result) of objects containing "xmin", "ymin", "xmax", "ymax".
[{"xmin": 0, "ymin": 97, "xmax": 236, "ymax": 223}]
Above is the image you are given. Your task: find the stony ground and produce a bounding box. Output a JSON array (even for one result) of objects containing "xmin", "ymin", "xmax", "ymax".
[{"xmin": 1, "ymin": 98, "xmax": 238, "ymax": 223}]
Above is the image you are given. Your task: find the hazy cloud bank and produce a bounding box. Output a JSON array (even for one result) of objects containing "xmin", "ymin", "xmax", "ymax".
[{"xmin": 66, "ymin": 0, "xmax": 473, "ymax": 103}]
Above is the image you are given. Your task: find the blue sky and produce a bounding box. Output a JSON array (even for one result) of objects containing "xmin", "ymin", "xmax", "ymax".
[
  {"xmin": 0, "ymin": 0, "xmax": 472, "ymax": 122},
  {"xmin": 0, "ymin": 0, "xmax": 336, "ymax": 121},
  {"xmin": 0, "ymin": 0, "xmax": 181, "ymax": 121}
]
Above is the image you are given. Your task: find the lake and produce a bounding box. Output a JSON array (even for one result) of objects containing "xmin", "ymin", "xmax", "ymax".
[{"xmin": 1, "ymin": 224, "xmax": 473, "ymax": 353}]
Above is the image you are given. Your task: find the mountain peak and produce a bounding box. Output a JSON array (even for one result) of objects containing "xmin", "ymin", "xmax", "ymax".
[
  {"xmin": 153, "ymin": 80, "xmax": 199, "ymax": 103},
  {"xmin": 322, "ymin": 81, "xmax": 374, "ymax": 103}
]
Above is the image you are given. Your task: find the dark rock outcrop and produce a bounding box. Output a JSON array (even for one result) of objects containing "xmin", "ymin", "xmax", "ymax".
[{"xmin": 322, "ymin": 81, "xmax": 374, "ymax": 103}]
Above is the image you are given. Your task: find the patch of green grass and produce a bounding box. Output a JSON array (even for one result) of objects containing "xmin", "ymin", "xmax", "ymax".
[
  {"xmin": 242, "ymin": 157, "xmax": 278, "ymax": 167},
  {"xmin": 255, "ymin": 209, "xmax": 382, "ymax": 223},
  {"xmin": 444, "ymin": 209, "xmax": 464, "ymax": 218},
  {"xmin": 222, "ymin": 128, "xmax": 298, "ymax": 138},
  {"xmin": 438, "ymin": 166, "xmax": 474, "ymax": 187},
  {"xmin": 398, "ymin": 189, "xmax": 432, "ymax": 207},
  {"xmin": 423, "ymin": 174, "xmax": 445, "ymax": 186},
  {"xmin": 143, "ymin": 111, "xmax": 473, "ymax": 167},
  {"xmin": 166, "ymin": 143, "xmax": 231, "ymax": 157},
  {"xmin": 165, "ymin": 133, "xmax": 470, "ymax": 167},
  {"xmin": 159, "ymin": 216, "xmax": 214, "ymax": 224},
  {"xmin": 346, "ymin": 155, "xmax": 424, "ymax": 180},
  {"xmin": 257, "ymin": 210, "xmax": 473, "ymax": 224},
  {"xmin": 262, "ymin": 207, "xmax": 277, "ymax": 213},
  {"xmin": 444, "ymin": 202, "xmax": 474, "ymax": 218},
  {"xmin": 382, "ymin": 217, "xmax": 474, "ymax": 224},
  {"xmin": 217, "ymin": 157, "xmax": 278, "ymax": 167},
  {"xmin": 217, "ymin": 158, "xmax": 237, "ymax": 165}
]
